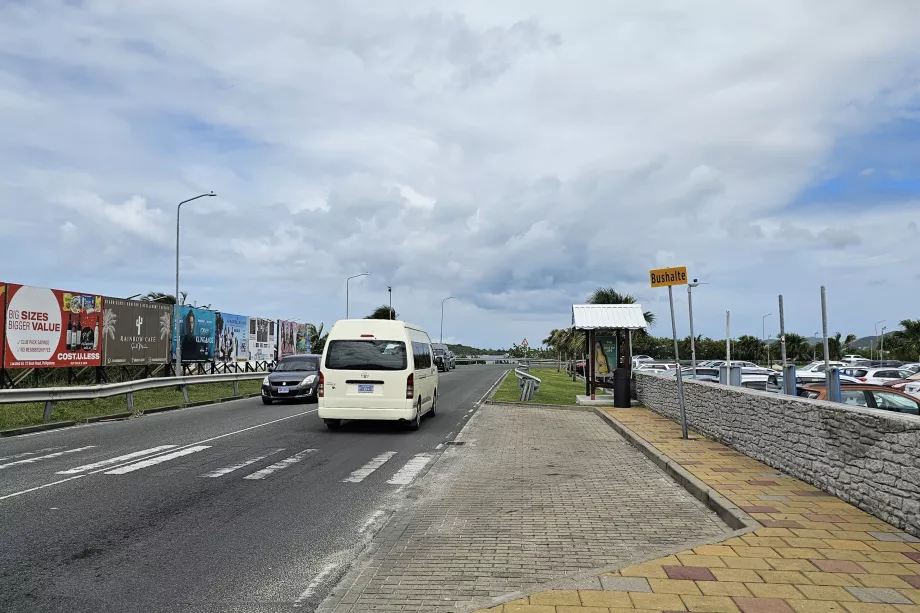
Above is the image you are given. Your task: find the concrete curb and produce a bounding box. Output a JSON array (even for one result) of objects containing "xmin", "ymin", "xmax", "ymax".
[
  {"xmin": 485, "ymin": 400, "xmax": 592, "ymax": 412},
  {"xmin": 0, "ymin": 392, "xmax": 264, "ymax": 437},
  {"xmin": 592, "ymin": 407, "xmax": 761, "ymax": 532}
]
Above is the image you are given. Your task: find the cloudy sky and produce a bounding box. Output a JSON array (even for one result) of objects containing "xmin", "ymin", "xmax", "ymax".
[{"xmin": 1, "ymin": 1, "xmax": 919, "ymax": 349}]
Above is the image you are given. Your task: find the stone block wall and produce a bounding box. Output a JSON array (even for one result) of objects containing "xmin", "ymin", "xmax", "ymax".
[{"xmin": 635, "ymin": 371, "xmax": 920, "ymax": 537}]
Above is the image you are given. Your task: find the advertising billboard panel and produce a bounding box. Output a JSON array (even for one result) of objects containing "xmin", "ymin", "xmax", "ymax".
[
  {"xmin": 278, "ymin": 320, "xmax": 297, "ymax": 359},
  {"xmin": 248, "ymin": 317, "xmax": 276, "ymax": 361},
  {"xmin": 171, "ymin": 306, "xmax": 216, "ymax": 363},
  {"xmin": 102, "ymin": 298, "xmax": 172, "ymax": 365},
  {"xmin": 296, "ymin": 323, "xmax": 311, "ymax": 354},
  {"xmin": 216, "ymin": 312, "xmax": 249, "ymax": 362},
  {"xmin": 594, "ymin": 335, "xmax": 617, "ymax": 378},
  {"xmin": 0, "ymin": 283, "xmax": 6, "ymax": 368},
  {"xmin": 4, "ymin": 284, "xmax": 103, "ymax": 368}
]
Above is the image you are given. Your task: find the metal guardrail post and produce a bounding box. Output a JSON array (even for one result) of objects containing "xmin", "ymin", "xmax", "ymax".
[
  {"xmin": 126, "ymin": 391, "xmax": 134, "ymax": 411},
  {"xmin": 181, "ymin": 384, "xmax": 190, "ymax": 405},
  {"xmin": 43, "ymin": 401, "xmax": 53, "ymax": 422},
  {"xmin": 233, "ymin": 380, "xmax": 240, "ymax": 396}
]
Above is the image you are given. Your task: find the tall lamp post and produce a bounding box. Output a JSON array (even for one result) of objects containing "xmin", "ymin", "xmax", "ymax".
[
  {"xmin": 440, "ymin": 296, "xmax": 456, "ymax": 343},
  {"xmin": 175, "ymin": 192, "xmax": 216, "ymax": 376},
  {"xmin": 874, "ymin": 320, "xmax": 886, "ymax": 361},
  {"xmin": 880, "ymin": 326, "xmax": 887, "ymax": 360},
  {"xmin": 762, "ymin": 313, "xmax": 771, "ymax": 366},
  {"xmin": 687, "ymin": 279, "xmax": 707, "ymax": 374},
  {"xmin": 346, "ymin": 273, "xmax": 369, "ymax": 319},
  {"xmin": 388, "ymin": 286, "xmax": 393, "ymax": 320}
]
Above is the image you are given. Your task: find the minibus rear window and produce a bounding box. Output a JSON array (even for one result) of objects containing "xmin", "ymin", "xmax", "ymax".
[{"xmin": 325, "ymin": 340, "xmax": 408, "ymax": 371}]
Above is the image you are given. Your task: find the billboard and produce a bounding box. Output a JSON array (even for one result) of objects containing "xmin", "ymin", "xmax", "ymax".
[
  {"xmin": 171, "ymin": 306, "xmax": 216, "ymax": 363},
  {"xmin": 248, "ymin": 317, "xmax": 276, "ymax": 361},
  {"xmin": 216, "ymin": 312, "xmax": 249, "ymax": 362},
  {"xmin": 4, "ymin": 284, "xmax": 103, "ymax": 368},
  {"xmin": 278, "ymin": 320, "xmax": 297, "ymax": 359},
  {"xmin": 0, "ymin": 283, "xmax": 6, "ymax": 368},
  {"xmin": 102, "ymin": 298, "xmax": 172, "ymax": 365},
  {"xmin": 296, "ymin": 323, "xmax": 311, "ymax": 355}
]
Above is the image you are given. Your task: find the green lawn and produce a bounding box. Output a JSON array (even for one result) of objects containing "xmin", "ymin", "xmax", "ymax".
[
  {"xmin": 491, "ymin": 368, "xmax": 584, "ymax": 405},
  {"xmin": 0, "ymin": 379, "xmax": 263, "ymax": 432}
]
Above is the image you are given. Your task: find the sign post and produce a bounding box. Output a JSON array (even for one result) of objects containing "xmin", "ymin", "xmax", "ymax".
[{"xmin": 649, "ymin": 266, "xmax": 689, "ymax": 439}]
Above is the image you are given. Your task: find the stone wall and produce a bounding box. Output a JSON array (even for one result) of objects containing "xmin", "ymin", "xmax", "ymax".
[{"xmin": 635, "ymin": 371, "xmax": 920, "ymax": 537}]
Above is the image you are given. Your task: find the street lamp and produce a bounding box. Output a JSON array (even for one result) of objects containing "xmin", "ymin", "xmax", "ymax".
[
  {"xmin": 175, "ymin": 192, "xmax": 216, "ymax": 376},
  {"xmin": 813, "ymin": 331, "xmax": 820, "ymax": 362},
  {"xmin": 762, "ymin": 313, "xmax": 771, "ymax": 366},
  {"xmin": 874, "ymin": 320, "xmax": 886, "ymax": 361},
  {"xmin": 346, "ymin": 273, "xmax": 369, "ymax": 319},
  {"xmin": 388, "ymin": 286, "xmax": 393, "ymax": 320},
  {"xmin": 687, "ymin": 279, "xmax": 707, "ymax": 373},
  {"xmin": 880, "ymin": 326, "xmax": 887, "ymax": 360},
  {"xmin": 440, "ymin": 296, "xmax": 456, "ymax": 343}
]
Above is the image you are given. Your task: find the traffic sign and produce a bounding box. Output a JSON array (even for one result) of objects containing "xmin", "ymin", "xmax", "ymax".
[
  {"xmin": 649, "ymin": 266, "xmax": 688, "ymax": 288},
  {"xmin": 521, "ymin": 338, "xmax": 529, "ymax": 347}
]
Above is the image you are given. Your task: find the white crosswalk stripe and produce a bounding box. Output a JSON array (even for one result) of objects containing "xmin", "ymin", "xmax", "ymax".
[
  {"xmin": 199, "ymin": 449, "xmax": 286, "ymax": 478},
  {"xmin": 0, "ymin": 447, "xmax": 64, "ymax": 462},
  {"xmin": 243, "ymin": 449, "xmax": 315, "ymax": 480},
  {"xmin": 342, "ymin": 452, "xmax": 397, "ymax": 483},
  {"xmin": 57, "ymin": 445, "xmax": 178, "ymax": 474},
  {"xmin": 104, "ymin": 446, "xmax": 211, "ymax": 474},
  {"xmin": 386, "ymin": 453, "xmax": 432, "ymax": 485},
  {"xmin": 0, "ymin": 446, "xmax": 96, "ymax": 470}
]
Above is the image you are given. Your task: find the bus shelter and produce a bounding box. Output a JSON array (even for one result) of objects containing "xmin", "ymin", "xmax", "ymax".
[{"xmin": 572, "ymin": 304, "xmax": 648, "ymax": 406}]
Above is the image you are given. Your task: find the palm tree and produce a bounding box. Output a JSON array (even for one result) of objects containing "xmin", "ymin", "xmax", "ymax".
[
  {"xmin": 889, "ymin": 319, "xmax": 920, "ymax": 362},
  {"xmin": 365, "ymin": 305, "xmax": 397, "ymax": 320},
  {"xmin": 587, "ymin": 287, "xmax": 655, "ymax": 326},
  {"xmin": 308, "ymin": 323, "xmax": 329, "ymax": 354},
  {"xmin": 844, "ymin": 333, "xmax": 857, "ymax": 348},
  {"xmin": 142, "ymin": 291, "xmax": 210, "ymax": 309},
  {"xmin": 783, "ymin": 333, "xmax": 810, "ymax": 362}
]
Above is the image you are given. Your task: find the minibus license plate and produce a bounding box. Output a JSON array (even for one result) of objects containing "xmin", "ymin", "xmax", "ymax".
[{"xmin": 358, "ymin": 384, "xmax": 374, "ymax": 393}]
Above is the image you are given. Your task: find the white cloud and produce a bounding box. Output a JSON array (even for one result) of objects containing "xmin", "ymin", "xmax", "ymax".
[{"xmin": 1, "ymin": 1, "xmax": 919, "ymax": 346}]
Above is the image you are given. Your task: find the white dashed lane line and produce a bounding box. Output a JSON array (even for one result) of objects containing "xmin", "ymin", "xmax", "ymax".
[
  {"xmin": 104, "ymin": 446, "xmax": 212, "ymax": 475},
  {"xmin": 243, "ymin": 449, "xmax": 316, "ymax": 480},
  {"xmin": 0, "ymin": 446, "xmax": 96, "ymax": 470}
]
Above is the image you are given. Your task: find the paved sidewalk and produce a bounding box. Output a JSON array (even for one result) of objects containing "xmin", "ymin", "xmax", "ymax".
[
  {"xmin": 320, "ymin": 404, "xmax": 731, "ymax": 613},
  {"xmin": 475, "ymin": 407, "xmax": 920, "ymax": 613}
]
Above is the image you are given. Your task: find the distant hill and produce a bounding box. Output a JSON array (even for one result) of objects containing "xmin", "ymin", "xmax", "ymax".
[{"xmin": 447, "ymin": 343, "xmax": 506, "ymax": 357}]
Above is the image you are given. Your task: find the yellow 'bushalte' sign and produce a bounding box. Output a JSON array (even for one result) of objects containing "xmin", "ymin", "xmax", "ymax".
[{"xmin": 649, "ymin": 266, "xmax": 688, "ymax": 288}]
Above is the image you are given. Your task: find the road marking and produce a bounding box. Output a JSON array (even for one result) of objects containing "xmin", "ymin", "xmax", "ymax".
[
  {"xmin": 104, "ymin": 446, "xmax": 211, "ymax": 474},
  {"xmin": 357, "ymin": 510, "xmax": 385, "ymax": 534},
  {"xmin": 341, "ymin": 452, "xmax": 396, "ymax": 483},
  {"xmin": 56, "ymin": 445, "xmax": 178, "ymax": 474},
  {"xmin": 199, "ymin": 449, "xmax": 285, "ymax": 478},
  {"xmin": 435, "ymin": 443, "xmax": 444, "ymax": 450},
  {"xmin": 386, "ymin": 453, "xmax": 432, "ymax": 485},
  {"xmin": 293, "ymin": 562, "xmax": 338, "ymax": 608},
  {"xmin": 0, "ymin": 408, "xmax": 317, "ymax": 502},
  {"xmin": 0, "ymin": 447, "xmax": 64, "ymax": 462},
  {"xmin": 0, "ymin": 446, "xmax": 96, "ymax": 470},
  {"xmin": 243, "ymin": 449, "xmax": 315, "ymax": 480}
]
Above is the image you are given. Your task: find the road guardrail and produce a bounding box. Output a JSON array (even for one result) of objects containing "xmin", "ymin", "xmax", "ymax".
[
  {"xmin": 514, "ymin": 366, "xmax": 541, "ymax": 401},
  {"xmin": 0, "ymin": 372, "xmax": 267, "ymax": 422}
]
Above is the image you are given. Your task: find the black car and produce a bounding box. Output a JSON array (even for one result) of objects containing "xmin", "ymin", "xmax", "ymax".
[{"xmin": 261, "ymin": 354, "xmax": 321, "ymax": 404}]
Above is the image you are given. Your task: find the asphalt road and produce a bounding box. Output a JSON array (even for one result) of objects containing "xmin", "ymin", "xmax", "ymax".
[{"xmin": 0, "ymin": 365, "xmax": 509, "ymax": 613}]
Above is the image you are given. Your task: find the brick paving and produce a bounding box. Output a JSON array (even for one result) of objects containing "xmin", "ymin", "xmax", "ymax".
[
  {"xmin": 473, "ymin": 407, "xmax": 920, "ymax": 613},
  {"xmin": 319, "ymin": 404, "xmax": 731, "ymax": 613}
]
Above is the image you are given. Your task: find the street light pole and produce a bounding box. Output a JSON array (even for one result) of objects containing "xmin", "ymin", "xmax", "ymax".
[
  {"xmin": 175, "ymin": 192, "xmax": 215, "ymax": 377},
  {"xmin": 346, "ymin": 272, "xmax": 369, "ymax": 319},
  {"xmin": 880, "ymin": 326, "xmax": 887, "ymax": 360},
  {"xmin": 440, "ymin": 296, "xmax": 456, "ymax": 343},
  {"xmin": 874, "ymin": 320, "xmax": 886, "ymax": 362},
  {"xmin": 388, "ymin": 286, "xmax": 392, "ymax": 320},
  {"xmin": 687, "ymin": 279, "xmax": 707, "ymax": 374},
  {"xmin": 762, "ymin": 313, "xmax": 771, "ymax": 366}
]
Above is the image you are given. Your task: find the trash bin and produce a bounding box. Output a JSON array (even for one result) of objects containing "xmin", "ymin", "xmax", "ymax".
[{"xmin": 614, "ymin": 368, "xmax": 630, "ymax": 408}]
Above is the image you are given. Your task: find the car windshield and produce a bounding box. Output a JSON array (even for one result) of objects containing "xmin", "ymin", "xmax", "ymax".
[
  {"xmin": 274, "ymin": 357, "xmax": 319, "ymax": 371},
  {"xmin": 325, "ymin": 340, "xmax": 408, "ymax": 370}
]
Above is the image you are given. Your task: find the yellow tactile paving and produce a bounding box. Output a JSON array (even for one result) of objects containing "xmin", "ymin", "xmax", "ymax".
[{"xmin": 472, "ymin": 407, "xmax": 920, "ymax": 613}]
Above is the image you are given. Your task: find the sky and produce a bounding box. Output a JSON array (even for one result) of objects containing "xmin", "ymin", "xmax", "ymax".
[{"xmin": 1, "ymin": 0, "xmax": 919, "ymax": 349}]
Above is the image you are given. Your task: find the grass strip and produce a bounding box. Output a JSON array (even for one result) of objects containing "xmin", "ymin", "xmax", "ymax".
[
  {"xmin": 491, "ymin": 368, "xmax": 584, "ymax": 405},
  {"xmin": 0, "ymin": 379, "xmax": 263, "ymax": 432}
]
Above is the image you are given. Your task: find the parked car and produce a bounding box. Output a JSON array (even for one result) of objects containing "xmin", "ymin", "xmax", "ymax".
[
  {"xmin": 838, "ymin": 367, "xmax": 914, "ymax": 385},
  {"xmin": 772, "ymin": 371, "xmax": 861, "ymax": 389},
  {"xmin": 902, "ymin": 363, "xmax": 920, "ymax": 374},
  {"xmin": 261, "ymin": 354, "xmax": 322, "ymax": 404},
  {"xmin": 319, "ymin": 319, "xmax": 438, "ymax": 430},
  {"xmin": 431, "ymin": 343, "xmax": 451, "ymax": 372},
  {"xmin": 841, "ymin": 354, "xmax": 864, "ymax": 363},
  {"xmin": 636, "ymin": 363, "xmax": 676, "ymax": 373},
  {"xmin": 799, "ymin": 361, "xmax": 845, "ymax": 373},
  {"xmin": 798, "ymin": 383, "xmax": 920, "ymax": 415},
  {"xmin": 905, "ymin": 381, "xmax": 920, "ymax": 400},
  {"xmin": 632, "ymin": 355, "xmax": 654, "ymax": 366},
  {"xmin": 740, "ymin": 374, "xmax": 782, "ymax": 393},
  {"xmin": 706, "ymin": 360, "xmax": 760, "ymax": 369}
]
